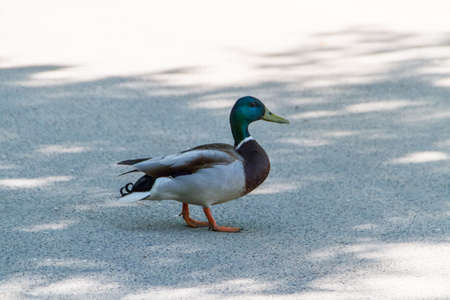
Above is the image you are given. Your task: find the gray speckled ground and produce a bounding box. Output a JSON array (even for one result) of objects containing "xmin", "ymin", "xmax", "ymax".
[{"xmin": 1, "ymin": 1, "xmax": 449, "ymax": 299}]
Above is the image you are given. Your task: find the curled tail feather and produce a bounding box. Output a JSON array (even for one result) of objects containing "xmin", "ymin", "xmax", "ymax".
[{"xmin": 117, "ymin": 175, "xmax": 156, "ymax": 204}]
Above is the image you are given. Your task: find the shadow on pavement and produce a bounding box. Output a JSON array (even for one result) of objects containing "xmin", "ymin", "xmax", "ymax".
[{"xmin": 1, "ymin": 28, "xmax": 449, "ymax": 298}]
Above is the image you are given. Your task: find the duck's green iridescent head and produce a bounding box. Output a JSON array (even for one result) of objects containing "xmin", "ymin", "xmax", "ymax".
[{"xmin": 230, "ymin": 96, "xmax": 289, "ymax": 146}]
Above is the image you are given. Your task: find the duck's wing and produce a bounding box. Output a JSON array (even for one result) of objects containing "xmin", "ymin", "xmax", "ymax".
[{"xmin": 118, "ymin": 143, "xmax": 240, "ymax": 178}]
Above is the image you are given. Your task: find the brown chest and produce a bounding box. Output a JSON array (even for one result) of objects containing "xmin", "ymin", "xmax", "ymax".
[{"xmin": 236, "ymin": 139, "xmax": 271, "ymax": 195}]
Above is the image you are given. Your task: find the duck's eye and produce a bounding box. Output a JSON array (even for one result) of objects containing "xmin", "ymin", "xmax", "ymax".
[{"xmin": 249, "ymin": 102, "xmax": 257, "ymax": 107}]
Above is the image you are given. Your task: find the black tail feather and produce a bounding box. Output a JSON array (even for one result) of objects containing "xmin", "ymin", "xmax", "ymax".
[
  {"xmin": 118, "ymin": 170, "xmax": 139, "ymax": 176},
  {"xmin": 117, "ymin": 157, "xmax": 152, "ymax": 165}
]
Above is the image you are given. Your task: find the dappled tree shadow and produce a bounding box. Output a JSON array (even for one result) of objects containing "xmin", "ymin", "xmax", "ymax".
[{"xmin": 1, "ymin": 27, "xmax": 449, "ymax": 298}]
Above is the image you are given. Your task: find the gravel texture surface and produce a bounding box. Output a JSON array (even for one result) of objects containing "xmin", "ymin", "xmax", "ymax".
[{"xmin": 1, "ymin": 1, "xmax": 449, "ymax": 299}]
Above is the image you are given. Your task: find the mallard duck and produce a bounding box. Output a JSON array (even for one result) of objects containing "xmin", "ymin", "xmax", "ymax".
[{"xmin": 118, "ymin": 96, "xmax": 289, "ymax": 232}]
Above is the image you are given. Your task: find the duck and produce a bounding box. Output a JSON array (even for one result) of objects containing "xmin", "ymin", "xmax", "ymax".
[{"xmin": 117, "ymin": 96, "xmax": 289, "ymax": 232}]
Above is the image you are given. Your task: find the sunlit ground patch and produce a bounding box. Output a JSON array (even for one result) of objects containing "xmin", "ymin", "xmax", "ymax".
[
  {"xmin": 289, "ymin": 100, "xmax": 425, "ymax": 120},
  {"xmin": 37, "ymin": 145, "xmax": 90, "ymax": 154},
  {"xmin": 307, "ymin": 242, "xmax": 450, "ymax": 300},
  {"xmin": 389, "ymin": 151, "xmax": 449, "ymax": 164},
  {"xmin": 15, "ymin": 220, "xmax": 75, "ymax": 232},
  {"xmin": 0, "ymin": 176, "xmax": 72, "ymax": 189}
]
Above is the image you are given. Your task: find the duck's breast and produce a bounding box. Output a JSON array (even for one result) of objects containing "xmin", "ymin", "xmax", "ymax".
[{"xmin": 236, "ymin": 137, "xmax": 270, "ymax": 195}]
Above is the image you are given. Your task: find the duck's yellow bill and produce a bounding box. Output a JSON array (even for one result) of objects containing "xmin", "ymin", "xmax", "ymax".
[{"xmin": 262, "ymin": 108, "xmax": 289, "ymax": 124}]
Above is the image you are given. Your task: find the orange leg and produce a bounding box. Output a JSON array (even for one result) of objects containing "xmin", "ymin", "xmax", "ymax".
[
  {"xmin": 203, "ymin": 207, "xmax": 242, "ymax": 232},
  {"xmin": 179, "ymin": 203, "xmax": 208, "ymax": 228}
]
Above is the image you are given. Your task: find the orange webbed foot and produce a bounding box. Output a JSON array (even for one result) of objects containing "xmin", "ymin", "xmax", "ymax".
[
  {"xmin": 203, "ymin": 207, "xmax": 242, "ymax": 233},
  {"xmin": 180, "ymin": 203, "xmax": 208, "ymax": 228}
]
